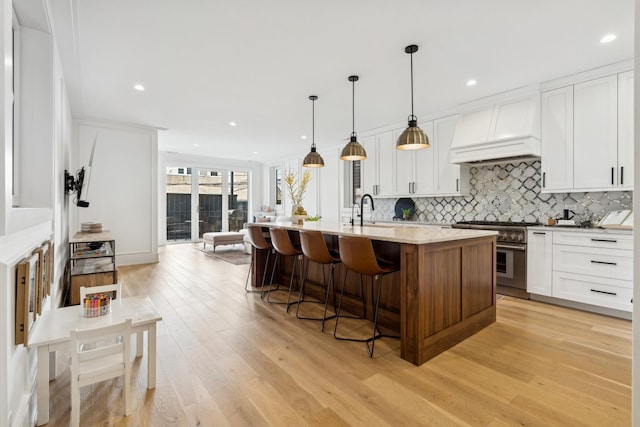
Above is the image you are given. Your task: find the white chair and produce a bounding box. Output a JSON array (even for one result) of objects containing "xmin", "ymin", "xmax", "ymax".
[
  {"xmin": 69, "ymin": 318, "xmax": 132, "ymax": 427},
  {"xmin": 79, "ymin": 283, "xmax": 122, "ymax": 301}
]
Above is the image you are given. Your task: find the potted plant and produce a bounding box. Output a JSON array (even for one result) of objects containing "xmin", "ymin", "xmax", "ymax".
[
  {"xmin": 402, "ymin": 208, "xmax": 412, "ymax": 221},
  {"xmin": 284, "ymin": 169, "xmax": 311, "ymax": 223}
]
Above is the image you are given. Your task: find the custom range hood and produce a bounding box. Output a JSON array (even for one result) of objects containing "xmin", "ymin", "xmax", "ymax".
[{"xmin": 450, "ymin": 90, "xmax": 540, "ymax": 165}]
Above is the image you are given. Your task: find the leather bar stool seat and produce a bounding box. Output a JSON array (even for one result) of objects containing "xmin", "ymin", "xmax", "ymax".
[
  {"xmin": 244, "ymin": 224, "xmax": 275, "ymax": 298},
  {"xmin": 267, "ymin": 227, "xmax": 303, "ymax": 312},
  {"xmin": 297, "ymin": 230, "xmax": 340, "ymax": 331},
  {"xmin": 335, "ymin": 235, "xmax": 399, "ymax": 357}
]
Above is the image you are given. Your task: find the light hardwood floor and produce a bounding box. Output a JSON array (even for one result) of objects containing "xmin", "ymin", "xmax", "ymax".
[{"xmin": 46, "ymin": 243, "xmax": 631, "ymax": 426}]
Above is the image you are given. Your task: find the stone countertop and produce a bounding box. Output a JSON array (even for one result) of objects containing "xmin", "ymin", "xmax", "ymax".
[
  {"xmin": 528, "ymin": 225, "xmax": 632, "ymax": 235},
  {"xmin": 253, "ymin": 221, "xmax": 497, "ymax": 245}
]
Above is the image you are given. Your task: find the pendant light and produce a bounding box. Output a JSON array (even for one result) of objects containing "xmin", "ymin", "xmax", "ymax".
[
  {"xmin": 396, "ymin": 44, "xmax": 430, "ymax": 150},
  {"xmin": 340, "ymin": 75, "xmax": 367, "ymax": 161},
  {"xmin": 303, "ymin": 95, "xmax": 324, "ymax": 168}
]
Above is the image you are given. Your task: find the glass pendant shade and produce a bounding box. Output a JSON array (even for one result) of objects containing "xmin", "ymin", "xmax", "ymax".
[
  {"xmin": 340, "ymin": 75, "xmax": 367, "ymax": 161},
  {"xmin": 397, "ymin": 44, "xmax": 429, "ymax": 150},
  {"xmin": 303, "ymin": 95, "xmax": 325, "ymax": 168}
]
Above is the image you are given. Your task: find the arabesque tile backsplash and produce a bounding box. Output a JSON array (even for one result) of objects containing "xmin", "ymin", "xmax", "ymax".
[{"xmin": 370, "ymin": 160, "xmax": 632, "ymax": 224}]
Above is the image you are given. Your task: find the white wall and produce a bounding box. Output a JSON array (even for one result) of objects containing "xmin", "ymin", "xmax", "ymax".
[
  {"xmin": 73, "ymin": 120, "xmax": 159, "ymax": 266},
  {"xmin": 0, "ymin": 0, "xmax": 72, "ymax": 424},
  {"xmin": 632, "ymin": 2, "xmax": 639, "ymax": 425}
]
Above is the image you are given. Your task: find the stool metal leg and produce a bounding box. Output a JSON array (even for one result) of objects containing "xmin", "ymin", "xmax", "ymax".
[
  {"xmin": 245, "ymin": 249, "xmax": 271, "ymax": 295},
  {"xmin": 296, "ymin": 260, "xmax": 337, "ymax": 331}
]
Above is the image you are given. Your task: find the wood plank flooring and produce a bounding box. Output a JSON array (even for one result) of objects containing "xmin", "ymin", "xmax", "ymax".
[{"xmin": 46, "ymin": 243, "xmax": 631, "ymax": 426}]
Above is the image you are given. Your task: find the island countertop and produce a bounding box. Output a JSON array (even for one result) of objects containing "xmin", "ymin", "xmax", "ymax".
[{"xmin": 252, "ymin": 220, "xmax": 497, "ymax": 244}]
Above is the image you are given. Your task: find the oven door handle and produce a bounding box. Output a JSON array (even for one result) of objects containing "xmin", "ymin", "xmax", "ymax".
[{"xmin": 496, "ymin": 244, "xmax": 526, "ymax": 251}]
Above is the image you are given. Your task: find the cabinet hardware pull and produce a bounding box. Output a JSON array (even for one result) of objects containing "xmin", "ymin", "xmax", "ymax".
[
  {"xmin": 621, "ymin": 166, "xmax": 624, "ymax": 185},
  {"xmin": 590, "ymin": 289, "xmax": 617, "ymax": 296},
  {"xmin": 611, "ymin": 167, "xmax": 614, "ymax": 185},
  {"xmin": 533, "ymin": 232, "xmax": 546, "ymax": 235},
  {"xmin": 456, "ymin": 178, "xmax": 459, "ymax": 192},
  {"xmin": 590, "ymin": 238, "xmax": 617, "ymax": 243},
  {"xmin": 542, "ymin": 172, "xmax": 546, "ymax": 188},
  {"xmin": 590, "ymin": 260, "xmax": 617, "ymax": 266}
]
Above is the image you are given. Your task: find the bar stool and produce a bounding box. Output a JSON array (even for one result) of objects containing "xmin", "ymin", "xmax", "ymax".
[
  {"xmin": 244, "ymin": 224, "xmax": 275, "ymax": 297},
  {"xmin": 267, "ymin": 227, "xmax": 303, "ymax": 312},
  {"xmin": 335, "ymin": 235, "xmax": 399, "ymax": 357},
  {"xmin": 297, "ymin": 230, "xmax": 340, "ymax": 331}
]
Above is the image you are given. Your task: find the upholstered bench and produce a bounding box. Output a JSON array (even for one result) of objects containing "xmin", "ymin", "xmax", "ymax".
[{"xmin": 202, "ymin": 231, "xmax": 245, "ymax": 252}]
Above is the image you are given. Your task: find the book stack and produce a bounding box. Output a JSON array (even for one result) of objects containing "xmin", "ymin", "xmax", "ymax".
[
  {"xmin": 81, "ymin": 222, "xmax": 103, "ymax": 233},
  {"xmin": 83, "ymin": 293, "xmax": 111, "ymax": 317}
]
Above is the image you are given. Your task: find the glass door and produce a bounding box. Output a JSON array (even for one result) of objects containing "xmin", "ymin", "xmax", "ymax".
[
  {"xmin": 228, "ymin": 171, "xmax": 248, "ymax": 231},
  {"xmin": 197, "ymin": 169, "xmax": 223, "ymax": 238},
  {"xmin": 166, "ymin": 166, "xmax": 192, "ymax": 241}
]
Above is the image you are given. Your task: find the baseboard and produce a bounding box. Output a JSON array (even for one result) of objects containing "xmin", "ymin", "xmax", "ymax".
[
  {"xmin": 530, "ymin": 294, "xmax": 632, "ymax": 320},
  {"xmin": 117, "ymin": 252, "xmax": 159, "ymax": 266}
]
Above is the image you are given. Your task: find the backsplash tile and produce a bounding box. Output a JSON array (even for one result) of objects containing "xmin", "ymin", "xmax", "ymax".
[{"xmin": 371, "ymin": 160, "xmax": 632, "ymax": 224}]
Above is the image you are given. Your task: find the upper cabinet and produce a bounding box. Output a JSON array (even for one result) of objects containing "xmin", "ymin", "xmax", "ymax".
[
  {"xmin": 541, "ymin": 70, "xmax": 634, "ymax": 192},
  {"xmin": 541, "ymin": 86, "xmax": 574, "ymax": 191},
  {"xmin": 433, "ymin": 115, "xmax": 466, "ymax": 195},
  {"xmin": 361, "ymin": 131, "xmax": 394, "ymax": 197},
  {"xmin": 617, "ymin": 70, "xmax": 634, "ymax": 188},
  {"xmin": 394, "ymin": 122, "xmax": 434, "ymax": 196},
  {"xmin": 573, "ymin": 75, "xmax": 618, "ymax": 189}
]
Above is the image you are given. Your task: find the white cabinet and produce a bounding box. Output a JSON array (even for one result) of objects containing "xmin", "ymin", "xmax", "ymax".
[
  {"xmin": 361, "ymin": 131, "xmax": 394, "ymax": 197},
  {"xmin": 540, "ymin": 71, "xmax": 633, "ymax": 192},
  {"xmin": 617, "ymin": 70, "xmax": 634, "ymax": 188},
  {"xmin": 393, "ymin": 122, "xmax": 434, "ymax": 196},
  {"xmin": 540, "ymin": 86, "xmax": 574, "ymax": 191},
  {"xmin": 527, "ymin": 229, "xmax": 552, "ymax": 296},
  {"xmin": 573, "ymin": 75, "xmax": 618, "ymax": 189},
  {"xmin": 551, "ymin": 231, "xmax": 633, "ymax": 312},
  {"xmin": 433, "ymin": 115, "xmax": 464, "ymax": 195}
]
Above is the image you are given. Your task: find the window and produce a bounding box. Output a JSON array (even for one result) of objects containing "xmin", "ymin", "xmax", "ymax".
[{"xmin": 343, "ymin": 160, "xmax": 361, "ymax": 208}]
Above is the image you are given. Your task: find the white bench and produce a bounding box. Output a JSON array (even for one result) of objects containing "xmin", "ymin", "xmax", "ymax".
[{"xmin": 202, "ymin": 231, "xmax": 245, "ymax": 252}]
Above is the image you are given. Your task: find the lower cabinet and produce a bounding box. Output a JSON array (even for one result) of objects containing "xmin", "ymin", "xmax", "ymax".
[
  {"xmin": 526, "ymin": 230, "xmax": 552, "ymax": 296},
  {"xmin": 527, "ymin": 228, "xmax": 633, "ymax": 312}
]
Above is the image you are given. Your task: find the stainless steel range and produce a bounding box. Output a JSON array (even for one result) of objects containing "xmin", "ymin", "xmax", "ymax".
[{"xmin": 452, "ymin": 221, "xmax": 540, "ymax": 299}]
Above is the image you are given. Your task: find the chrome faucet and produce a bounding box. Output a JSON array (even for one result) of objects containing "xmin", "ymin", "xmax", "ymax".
[
  {"xmin": 351, "ymin": 203, "xmax": 360, "ymax": 226},
  {"xmin": 360, "ymin": 193, "xmax": 375, "ymax": 226}
]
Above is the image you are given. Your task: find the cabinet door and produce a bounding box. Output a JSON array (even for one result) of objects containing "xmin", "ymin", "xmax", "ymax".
[
  {"xmin": 360, "ymin": 135, "xmax": 378, "ymax": 195},
  {"xmin": 617, "ymin": 70, "xmax": 634, "ymax": 189},
  {"xmin": 433, "ymin": 115, "xmax": 460, "ymax": 195},
  {"xmin": 541, "ymin": 86, "xmax": 573, "ymax": 191},
  {"xmin": 376, "ymin": 131, "xmax": 395, "ymax": 197},
  {"xmin": 573, "ymin": 75, "xmax": 618, "ymax": 190},
  {"xmin": 394, "ymin": 129, "xmax": 415, "ymax": 196},
  {"xmin": 412, "ymin": 121, "xmax": 434, "ymax": 196},
  {"xmin": 527, "ymin": 230, "xmax": 552, "ymax": 296}
]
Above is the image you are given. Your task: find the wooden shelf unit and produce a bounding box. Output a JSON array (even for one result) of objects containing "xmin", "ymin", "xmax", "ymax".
[{"xmin": 68, "ymin": 231, "xmax": 117, "ymax": 305}]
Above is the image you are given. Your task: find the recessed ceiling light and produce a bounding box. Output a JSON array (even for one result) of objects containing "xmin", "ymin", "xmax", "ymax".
[
  {"xmin": 253, "ymin": 151, "xmax": 259, "ymax": 155},
  {"xmin": 229, "ymin": 121, "xmax": 236, "ymax": 127},
  {"xmin": 301, "ymin": 135, "xmax": 307, "ymax": 140},
  {"xmin": 134, "ymin": 84, "xmax": 145, "ymax": 91},
  {"xmin": 466, "ymin": 79, "xmax": 477, "ymax": 87},
  {"xmin": 600, "ymin": 34, "xmax": 617, "ymax": 43},
  {"xmin": 193, "ymin": 144, "xmax": 199, "ymax": 147}
]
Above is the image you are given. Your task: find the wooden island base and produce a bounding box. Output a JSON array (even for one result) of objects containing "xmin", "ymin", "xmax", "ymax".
[{"xmin": 251, "ymin": 223, "xmax": 496, "ymax": 366}]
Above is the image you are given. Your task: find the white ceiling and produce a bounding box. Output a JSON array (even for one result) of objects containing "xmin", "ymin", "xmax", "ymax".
[{"xmin": 44, "ymin": 0, "xmax": 633, "ymax": 165}]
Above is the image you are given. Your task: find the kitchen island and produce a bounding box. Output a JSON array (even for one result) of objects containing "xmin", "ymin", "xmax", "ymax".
[{"xmin": 250, "ymin": 221, "xmax": 497, "ymax": 366}]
